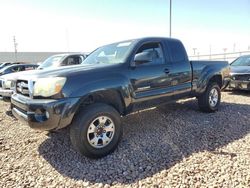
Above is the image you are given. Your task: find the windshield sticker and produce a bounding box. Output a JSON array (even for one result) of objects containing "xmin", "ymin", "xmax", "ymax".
[{"xmin": 117, "ymin": 42, "xmax": 132, "ymax": 47}]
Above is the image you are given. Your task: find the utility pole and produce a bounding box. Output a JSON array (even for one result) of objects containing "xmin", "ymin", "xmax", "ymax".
[
  {"xmin": 233, "ymin": 43, "xmax": 236, "ymax": 52},
  {"xmin": 169, "ymin": 0, "xmax": 172, "ymax": 38},
  {"xmin": 13, "ymin": 36, "xmax": 18, "ymax": 62},
  {"xmin": 193, "ymin": 48, "xmax": 197, "ymax": 55},
  {"xmin": 223, "ymin": 48, "xmax": 227, "ymax": 60}
]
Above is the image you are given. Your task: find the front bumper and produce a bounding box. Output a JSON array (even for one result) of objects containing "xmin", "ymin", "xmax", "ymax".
[
  {"xmin": 229, "ymin": 80, "xmax": 250, "ymax": 90},
  {"xmin": 11, "ymin": 93, "xmax": 81, "ymax": 131}
]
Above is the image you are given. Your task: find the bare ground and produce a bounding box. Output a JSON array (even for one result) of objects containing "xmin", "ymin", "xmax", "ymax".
[{"xmin": 0, "ymin": 91, "xmax": 250, "ymax": 187}]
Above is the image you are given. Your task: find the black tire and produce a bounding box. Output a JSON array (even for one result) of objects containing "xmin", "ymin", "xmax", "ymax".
[
  {"xmin": 198, "ymin": 82, "xmax": 221, "ymax": 112},
  {"xmin": 3, "ymin": 97, "xmax": 10, "ymax": 102},
  {"xmin": 70, "ymin": 103, "xmax": 122, "ymax": 158}
]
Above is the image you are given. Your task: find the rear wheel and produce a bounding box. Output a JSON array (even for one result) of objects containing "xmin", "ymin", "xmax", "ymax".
[
  {"xmin": 198, "ymin": 82, "xmax": 221, "ymax": 112},
  {"xmin": 70, "ymin": 103, "xmax": 122, "ymax": 158}
]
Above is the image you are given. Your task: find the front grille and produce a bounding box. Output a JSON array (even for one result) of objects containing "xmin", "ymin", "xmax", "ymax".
[
  {"xmin": 233, "ymin": 74, "xmax": 250, "ymax": 81},
  {"xmin": 16, "ymin": 80, "xmax": 30, "ymax": 97}
]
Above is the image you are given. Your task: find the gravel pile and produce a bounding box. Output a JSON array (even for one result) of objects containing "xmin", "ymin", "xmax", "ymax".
[{"xmin": 0, "ymin": 91, "xmax": 250, "ymax": 187}]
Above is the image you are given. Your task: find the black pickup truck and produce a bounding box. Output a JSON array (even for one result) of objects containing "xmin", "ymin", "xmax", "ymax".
[{"xmin": 11, "ymin": 37, "xmax": 230, "ymax": 158}]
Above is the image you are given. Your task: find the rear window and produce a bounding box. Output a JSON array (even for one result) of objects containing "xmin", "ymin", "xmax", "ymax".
[{"xmin": 167, "ymin": 40, "xmax": 187, "ymax": 62}]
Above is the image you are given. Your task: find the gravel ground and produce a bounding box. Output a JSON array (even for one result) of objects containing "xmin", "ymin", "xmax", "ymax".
[{"xmin": 0, "ymin": 91, "xmax": 250, "ymax": 187}]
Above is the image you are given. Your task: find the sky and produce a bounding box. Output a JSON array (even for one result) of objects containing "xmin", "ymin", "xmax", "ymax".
[{"xmin": 0, "ymin": 0, "xmax": 249, "ymax": 55}]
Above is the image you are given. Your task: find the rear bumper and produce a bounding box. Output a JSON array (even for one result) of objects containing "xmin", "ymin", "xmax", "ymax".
[
  {"xmin": 11, "ymin": 93, "xmax": 81, "ymax": 131},
  {"xmin": 229, "ymin": 80, "xmax": 250, "ymax": 90}
]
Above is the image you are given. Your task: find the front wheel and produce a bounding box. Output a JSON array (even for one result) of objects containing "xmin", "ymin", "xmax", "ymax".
[
  {"xmin": 198, "ymin": 82, "xmax": 221, "ymax": 112},
  {"xmin": 70, "ymin": 103, "xmax": 122, "ymax": 158}
]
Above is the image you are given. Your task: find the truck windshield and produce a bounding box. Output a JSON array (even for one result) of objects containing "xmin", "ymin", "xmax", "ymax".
[
  {"xmin": 231, "ymin": 56, "xmax": 250, "ymax": 66},
  {"xmin": 83, "ymin": 40, "xmax": 135, "ymax": 65},
  {"xmin": 38, "ymin": 55, "xmax": 65, "ymax": 69}
]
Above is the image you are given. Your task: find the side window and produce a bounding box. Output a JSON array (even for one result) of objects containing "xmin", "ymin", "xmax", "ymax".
[
  {"xmin": 19, "ymin": 66, "xmax": 25, "ymax": 71},
  {"xmin": 168, "ymin": 40, "xmax": 187, "ymax": 62},
  {"xmin": 11, "ymin": 66, "xmax": 19, "ymax": 72},
  {"xmin": 62, "ymin": 56, "xmax": 82, "ymax": 66},
  {"xmin": 135, "ymin": 42, "xmax": 165, "ymax": 66},
  {"xmin": 3, "ymin": 69, "xmax": 10, "ymax": 74}
]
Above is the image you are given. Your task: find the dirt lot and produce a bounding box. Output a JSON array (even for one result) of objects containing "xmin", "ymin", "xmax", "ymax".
[{"xmin": 0, "ymin": 91, "xmax": 250, "ymax": 187}]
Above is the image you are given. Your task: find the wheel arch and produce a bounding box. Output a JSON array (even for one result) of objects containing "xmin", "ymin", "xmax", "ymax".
[
  {"xmin": 76, "ymin": 89, "xmax": 126, "ymax": 116},
  {"xmin": 195, "ymin": 73, "xmax": 223, "ymax": 95},
  {"xmin": 208, "ymin": 75, "xmax": 223, "ymax": 88}
]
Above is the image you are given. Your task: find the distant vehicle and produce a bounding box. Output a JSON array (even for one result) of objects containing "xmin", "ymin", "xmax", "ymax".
[
  {"xmin": 0, "ymin": 64, "xmax": 38, "ymax": 101},
  {"xmin": 0, "ymin": 72, "xmax": 19, "ymax": 101},
  {"xmin": 0, "ymin": 64, "xmax": 38, "ymax": 76},
  {"xmin": 229, "ymin": 55, "xmax": 250, "ymax": 90},
  {"xmin": 0, "ymin": 61, "xmax": 32, "ymax": 69},
  {"xmin": 38, "ymin": 53, "xmax": 87, "ymax": 70},
  {"xmin": 0, "ymin": 62, "xmax": 19, "ymax": 69}
]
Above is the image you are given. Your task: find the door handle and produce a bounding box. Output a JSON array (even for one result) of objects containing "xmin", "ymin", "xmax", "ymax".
[{"xmin": 164, "ymin": 68, "xmax": 170, "ymax": 74}]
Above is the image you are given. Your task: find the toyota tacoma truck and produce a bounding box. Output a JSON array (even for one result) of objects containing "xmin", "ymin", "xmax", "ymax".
[{"xmin": 11, "ymin": 37, "xmax": 230, "ymax": 158}]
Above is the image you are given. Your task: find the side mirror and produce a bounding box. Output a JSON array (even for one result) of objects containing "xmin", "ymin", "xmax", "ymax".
[{"xmin": 134, "ymin": 51, "xmax": 152, "ymax": 65}]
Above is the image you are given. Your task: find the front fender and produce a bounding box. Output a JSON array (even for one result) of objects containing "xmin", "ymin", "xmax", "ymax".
[{"xmin": 67, "ymin": 75, "xmax": 133, "ymax": 110}]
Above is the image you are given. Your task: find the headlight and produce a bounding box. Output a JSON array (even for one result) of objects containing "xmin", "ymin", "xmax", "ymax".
[
  {"xmin": 33, "ymin": 77, "xmax": 66, "ymax": 97},
  {"xmin": 3, "ymin": 80, "xmax": 12, "ymax": 89}
]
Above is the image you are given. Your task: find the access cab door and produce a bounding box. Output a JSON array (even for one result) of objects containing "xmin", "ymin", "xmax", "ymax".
[
  {"xmin": 164, "ymin": 40, "xmax": 192, "ymax": 100},
  {"xmin": 129, "ymin": 41, "xmax": 173, "ymax": 108}
]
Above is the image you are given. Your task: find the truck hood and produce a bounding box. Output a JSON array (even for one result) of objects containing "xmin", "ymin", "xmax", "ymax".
[
  {"xmin": 230, "ymin": 66, "xmax": 250, "ymax": 74},
  {"xmin": 15, "ymin": 63, "xmax": 114, "ymax": 81}
]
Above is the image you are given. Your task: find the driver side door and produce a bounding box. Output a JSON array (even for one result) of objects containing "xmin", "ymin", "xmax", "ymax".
[{"xmin": 129, "ymin": 41, "xmax": 173, "ymax": 108}]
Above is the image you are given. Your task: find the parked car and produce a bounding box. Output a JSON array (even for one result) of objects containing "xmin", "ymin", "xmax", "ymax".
[
  {"xmin": 0, "ymin": 64, "xmax": 38, "ymax": 76},
  {"xmin": 38, "ymin": 53, "xmax": 87, "ymax": 69},
  {"xmin": 229, "ymin": 55, "xmax": 250, "ymax": 90},
  {"xmin": 11, "ymin": 37, "xmax": 230, "ymax": 158},
  {"xmin": 0, "ymin": 62, "xmax": 19, "ymax": 69},
  {"xmin": 0, "ymin": 64, "xmax": 38, "ymax": 100},
  {"xmin": 0, "ymin": 72, "xmax": 23, "ymax": 101}
]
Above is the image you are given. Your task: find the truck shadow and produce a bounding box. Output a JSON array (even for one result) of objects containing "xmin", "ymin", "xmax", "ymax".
[{"xmin": 38, "ymin": 100, "xmax": 250, "ymax": 185}]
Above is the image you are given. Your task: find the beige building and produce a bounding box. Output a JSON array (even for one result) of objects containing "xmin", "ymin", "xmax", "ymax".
[{"xmin": 0, "ymin": 52, "xmax": 72, "ymax": 63}]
